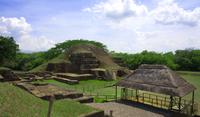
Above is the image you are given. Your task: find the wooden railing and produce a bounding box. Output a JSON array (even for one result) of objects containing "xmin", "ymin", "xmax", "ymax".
[{"xmin": 121, "ymin": 88, "xmax": 198, "ymax": 115}]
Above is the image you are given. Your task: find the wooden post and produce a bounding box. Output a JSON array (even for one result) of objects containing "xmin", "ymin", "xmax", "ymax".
[
  {"xmin": 178, "ymin": 97, "xmax": 181, "ymax": 111},
  {"xmin": 47, "ymin": 96, "xmax": 55, "ymax": 117},
  {"xmin": 191, "ymin": 91, "xmax": 195, "ymax": 114},
  {"xmin": 115, "ymin": 85, "xmax": 117, "ymax": 101},
  {"xmin": 164, "ymin": 97, "xmax": 167, "ymax": 107},
  {"xmin": 124, "ymin": 88, "xmax": 126, "ymax": 99},
  {"xmin": 156, "ymin": 95, "xmax": 158, "ymax": 106},
  {"xmin": 131, "ymin": 90, "xmax": 133, "ymax": 99},
  {"xmin": 136, "ymin": 89, "xmax": 138, "ymax": 102},
  {"xmin": 169, "ymin": 96, "xmax": 173, "ymax": 110},
  {"xmin": 142, "ymin": 93, "xmax": 144, "ymax": 103}
]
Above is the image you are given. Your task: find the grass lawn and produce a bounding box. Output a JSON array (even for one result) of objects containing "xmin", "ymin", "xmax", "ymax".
[
  {"xmin": 0, "ymin": 82, "xmax": 95, "ymax": 117},
  {"xmin": 178, "ymin": 71, "xmax": 200, "ymax": 103},
  {"xmin": 39, "ymin": 79, "xmax": 119, "ymax": 96}
]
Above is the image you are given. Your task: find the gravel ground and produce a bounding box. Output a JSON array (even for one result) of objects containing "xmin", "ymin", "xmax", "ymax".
[{"xmin": 87, "ymin": 101, "xmax": 183, "ymax": 117}]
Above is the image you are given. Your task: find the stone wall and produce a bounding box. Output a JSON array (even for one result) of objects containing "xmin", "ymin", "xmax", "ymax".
[
  {"xmin": 0, "ymin": 68, "xmax": 20, "ymax": 81},
  {"xmin": 46, "ymin": 62, "xmax": 79, "ymax": 73},
  {"xmin": 69, "ymin": 52, "xmax": 100, "ymax": 73}
]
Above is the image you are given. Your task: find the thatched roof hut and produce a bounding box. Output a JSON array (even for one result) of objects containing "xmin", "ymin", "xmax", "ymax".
[{"xmin": 116, "ymin": 64, "xmax": 196, "ymax": 97}]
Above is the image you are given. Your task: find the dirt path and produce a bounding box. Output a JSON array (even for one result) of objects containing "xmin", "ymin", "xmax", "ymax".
[{"xmin": 87, "ymin": 101, "xmax": 182, "ymax": 117}]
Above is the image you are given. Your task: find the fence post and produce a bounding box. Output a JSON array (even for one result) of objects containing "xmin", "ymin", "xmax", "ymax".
[
  {"xmin": 47, "ymin": 95, "xmax": 55, "ymax": 117},
  {"xmin": 143, "ymin": 93, "xmax": 144, "ymax": 103},
  {"xmin": 169, "ymin": 96, "xmax": 173, "ymax": 110},
  {"xmin": 191, "ymin": 91, "xmax": 195, "ymax": 115},
  {"xmin": 178, "ymin": 97, "xmax": 181, "ymax": 111},
  {"xmin": 115, "ymin": 85, "xmax": 117, "ymax": 101}
]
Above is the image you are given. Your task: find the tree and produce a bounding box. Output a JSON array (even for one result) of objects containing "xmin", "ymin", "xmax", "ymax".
[
  {"xmin": 44, "ymin": 39, "xmax": 107, "ymax": 60},
  {"xmin": 0, "ymin": 36, "xmax": 19, "ymax": 66}
]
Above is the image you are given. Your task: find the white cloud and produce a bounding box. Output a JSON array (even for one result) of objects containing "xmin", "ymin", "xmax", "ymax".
[
  {"xmin": 83, "ymin": 0, "xmax": 200, "ymax": 52},
  {"xmin": 0, "ymin": 17, "xmax": 55, "ymax": 52},
  {"xmin": 150, "ymin": 0, "xmax": 200, "ymax": 26},
  {"xmin": 84, "ymin": 0, "xmax": 148, "ymax": 20},
  {"xmin": 85, "ymin": 0, "xmax": 200, "ymax": 27}
]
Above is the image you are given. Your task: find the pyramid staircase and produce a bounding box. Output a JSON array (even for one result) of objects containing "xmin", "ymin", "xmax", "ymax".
[{"xmin": 69, "ymin": 52, "xmax": 100, "ymax": 73}]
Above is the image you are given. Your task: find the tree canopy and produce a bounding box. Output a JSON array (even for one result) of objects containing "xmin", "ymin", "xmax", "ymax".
[
  {"xmin": 112, "ymin": 49, "xmax": 200, "ymax": 71},
  {"xmin": 0, "ymin": 36, "xmax": 19, "ymax": 66},
  {"xmin": 44, "ymin": 39, "xmax": 107, "ymax": 60}
]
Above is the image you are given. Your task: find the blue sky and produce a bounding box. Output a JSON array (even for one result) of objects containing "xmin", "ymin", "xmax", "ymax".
[{"xmin": 0, "ymin": 0, "xmax": 200, "ymax": 52}]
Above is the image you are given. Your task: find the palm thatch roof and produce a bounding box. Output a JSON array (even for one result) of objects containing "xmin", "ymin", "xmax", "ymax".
[{"xmin": 116, "ymin": 64, "xmax": 196, "ymax": 97}]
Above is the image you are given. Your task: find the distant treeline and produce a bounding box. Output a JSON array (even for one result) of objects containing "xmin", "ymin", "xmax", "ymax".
[
  {"xmin": 1, "ymin": 36, "xmax": 200, "ymax": 71},
  {"xmin": 111, "ymin": 49, "xmax": 200, "ymax": 71}
]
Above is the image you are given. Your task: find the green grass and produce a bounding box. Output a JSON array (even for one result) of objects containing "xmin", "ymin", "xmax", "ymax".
[
  {"xmin": 0, "ymin": 82, "xmax": 95, "ymax": 117},
  {"xmin": 178, "ymin": 71, "xmax": 200, "ymax": 102},
  {"xmin": 39, "ymin": 79, "xmax": 118, "ymax": 95},
  {"xmin": 31, "ymin": 54, "xmax": 68, "ymax": 72}
]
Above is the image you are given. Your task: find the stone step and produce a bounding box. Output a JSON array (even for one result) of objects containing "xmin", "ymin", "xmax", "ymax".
[
  {"xmin": 70, "ymin": 53, "xmax": 94, "ymax": 57},
  {"xmin": 54, "ymin": 77, "xmax": 79, "ymax": 84},
  {"xmin": 71, "ymin": 60, "xmax": 99, "ymax": 64},
  {"xmin": 73, "ymin": 96, "xmax": 94, "ymax": 103},
  {"xmin": 80, "ymin": 64, "xmax": 100, "ymax": 69},
  {"xmin": 56, "ymin": 73, "xmax": 94, "ymax": 81}
]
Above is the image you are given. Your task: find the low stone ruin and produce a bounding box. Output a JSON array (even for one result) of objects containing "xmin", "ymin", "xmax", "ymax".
[
  {"xmin": 0, "ymin": 68, "xmax": 20, "ymax": 81},
  {"xmin": 91, "ymin": 68, "xmax": 116, "ymax": 80},
  {"xmin": 56, "ymin": 73, "xmax": 93, "ymax": 81},
  {"xmin": 16, "ymin": 71, "xmax": 53, "ymax": 81},
  {"xmin": 53, "ymin": 76, "xmax": 79, "ymax": 84},
  {"xmin": 15, "ymin": 82, "xmax": 93, "ymax": 103}
]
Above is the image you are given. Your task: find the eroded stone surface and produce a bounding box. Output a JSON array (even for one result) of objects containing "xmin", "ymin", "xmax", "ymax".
[{"xmin": 15, "ymin": 82, "xmax": 83, "ymax": 100}]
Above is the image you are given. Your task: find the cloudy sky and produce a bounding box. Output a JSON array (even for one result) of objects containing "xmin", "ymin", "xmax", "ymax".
[{"xmin": 0, "ymin": 0, "xmax": 200, "ymax": 53}]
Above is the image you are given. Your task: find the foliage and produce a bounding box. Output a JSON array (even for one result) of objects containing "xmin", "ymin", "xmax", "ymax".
[
  {"xmin": 111, "ymin": 49, "xmax": 200, "ymax": 71},
  {"xmin": 0, "ymin": 36, "xmax": 19, "ymax": 66},
  {"xmin": 111, "ymin": 50, "xmax": 178, "ymax": 70},
  {"xmin": 44, "ymin": 39, "xmax": 107, "ymax": 60},
  {"xmin": 175, "ymin": 49, "xmax": 200, "ymax": 71},
  {"xmin": 12, "ymin": 52, "xmax": 46, "ymax": 71}
]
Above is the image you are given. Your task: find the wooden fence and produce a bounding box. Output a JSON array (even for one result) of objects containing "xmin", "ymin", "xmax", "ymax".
[{"xmin": 121, "ymin": 88, "xmax": 198, "ymax": 115}]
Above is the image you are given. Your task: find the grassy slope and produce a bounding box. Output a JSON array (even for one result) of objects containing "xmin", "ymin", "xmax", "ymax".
[
  {"xmin": 0, "ymin": 82, "xmax": 95, "ymax": 117},
  {"xmin": 31, "ymin": 54, "xmax": 68, "ymax": 72}
]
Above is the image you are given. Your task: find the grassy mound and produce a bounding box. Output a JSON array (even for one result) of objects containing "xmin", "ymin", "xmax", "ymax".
[{"xmin": 0, "ymin": 82, "xmax": 95, "ymax": 117}]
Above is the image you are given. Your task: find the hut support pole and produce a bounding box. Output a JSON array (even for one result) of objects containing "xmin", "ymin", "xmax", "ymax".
[
  {"xmin": 170, "ymin": 96, "xmax": 173, "ymax": 110},
  {"xmin": 136, "ymin": 89, "xmax": 139, "ymax": 102},
  {"xmin": 115, "ymin": 85, "xmax": 117, "ymax": 101},
  {"xmin": 191, "ymin": 91, "xmax": 195, "ymax": 114},
  {"xmin": 178, "ymin": 97, "xmax": 181, "ymax": 111}
]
